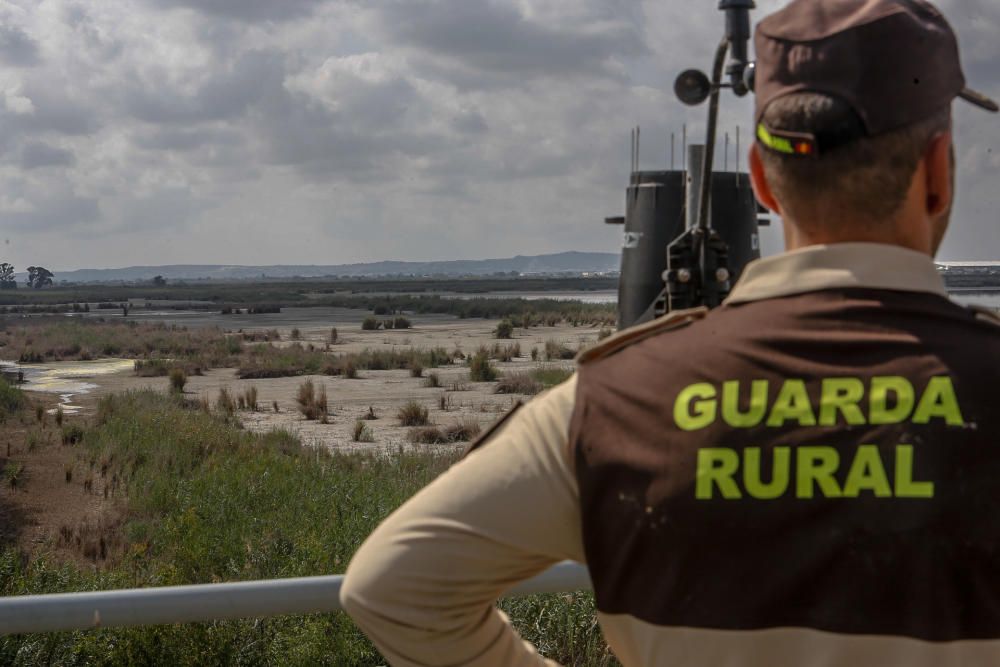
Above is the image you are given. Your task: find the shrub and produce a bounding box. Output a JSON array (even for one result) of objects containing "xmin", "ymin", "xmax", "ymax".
[
  {"xmin": 216, "ymin": 387, "xmax": 236, "ymax": 415},
  {"xmin": 469, "ymin": 351, "xmax": 498, "ymax": 382},
  {"xmin": 329, "ymin": 327, "xmax": 339, "ymax": 344},
  {"xmin": 495, "ymin": 373, "xmax": 543, "ymax": 395},
  {"xmin": 598, "ymin": 327, "xmax": 614, "ymax": 341},
  {"xmin": 296, "ymin": 380, "xmax": 327, "ymax": 421},
  {"xmin": 352, "ymin": 420, "xmax": 375, "ymax": 443},
  {"xmin": 55, "ymin": 405, "xmax": 64, "ymax": 427},
  {"xmin": 362, "ymin": 406, "xmax": 378, "ymax": 421},
  {"xmin": 35, "ymin": 403, "xmax": 45, "ymax": 423},
  {"xmin": 4, "ymin": 461, "xmax": 24, "ymax": 490},
  {"xmin": 169, "ymin": 368, "xmax": 187, "ymax": 393},
  {"xmin": 409, "ymin": 363, "xmax": 424, "ymax": 378},
  {"xmin": 243, "ymin": 386, "xmax": 259, "ymax": 412},
  {"xmin": 408, "ymin": 420, "xmax": 481, "ymax": 444},
  {"xmin": 489, "ymin": 343, "xmax": 520, "ymax": 362},
  {"xmin": 397, "ymin": 400, "xmax": 430, "ymax": 426},
  {"xmin": 423, "ymin": 372, "xmax": 441, "ymax": 388},
  {"xmin": 135, "ymin": 359, "xmax": 171, "ymax": 377},
  {"xmin": 290, "ymin": 328, "xmax": 302, "ymax": 341},
  {"xmin": 361, "ymin": 317, "xmax": 380, "ymax": 331},
  {"xmin": 544, "ymin": 339, "xmax": 576, "ymax": 361},
  {"xmin": 0, "ymin": 376, "xmax": 25, "ymax": 420},
  {"xmin": 530, "ymin": 347, "xmax": 539, "ymax": 361},
  {"xmin": 62, "ymin": 424, "xmax": 85, "ymax": 445},
  {"xmin": 393, "ymin": 316, "xmax": 412, "ymax": 330},
  {"xmin": 272, "ymin": 400, "xmax": 280, "ymax": 413},
  {"xmin": 494, "ymin": 319, "xmax": 514, "ymax": 339}
]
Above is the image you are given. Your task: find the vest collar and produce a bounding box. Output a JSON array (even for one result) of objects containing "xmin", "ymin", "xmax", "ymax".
[{"xmin": 726, "ymin": 243, "xmax": 948, "ymax": 305}]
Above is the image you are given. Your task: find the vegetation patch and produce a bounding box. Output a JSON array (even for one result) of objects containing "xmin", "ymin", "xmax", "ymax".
[
  {"xmin": 0, "ymin": 376, "xmax": 25, "ymax": 420},
  {"xmin": 296, "ymin": 380, "xmax": 328, "ymax": 421},
  {"xmin": 532, "ymin": 366, "xmax": 575, "ymax": 388},
  {"xmin": 0, "ymin": 390, "xmax": 611, "ymax": 664},
  {"xmin": 544, "ymin": 339, "xmax": 576, "ymax": 361},
  {"xmin": 407, "ymin": 420, "xmax": 482, "ymax": 444},
  {"xmin": 0, "ymin": 320, "xmax": 240, "ymax": 368},
  {"xmin": 495, "ymin": 373, "xmax": 543, "ymax": 396},
  {"xmin": 397, "ymin": 400, "xmax": 430, "ymax": 427},
  {"xmin": 469, "ymin": 351, "xmax": 498, "ymax": 382}
]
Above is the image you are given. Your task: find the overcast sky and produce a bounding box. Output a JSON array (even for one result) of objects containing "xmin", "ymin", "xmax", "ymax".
[{"xmin": 0, "ymin": 0, "xmax": 997, "ymax": 271}]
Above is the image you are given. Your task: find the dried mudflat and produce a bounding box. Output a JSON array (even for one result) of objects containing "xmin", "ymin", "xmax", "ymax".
[{"xmin": 23, "ymin": 314, "xmax": 597, "ymax": 452}]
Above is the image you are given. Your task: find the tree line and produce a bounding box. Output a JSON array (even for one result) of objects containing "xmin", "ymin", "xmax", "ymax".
[{"xmin": 0, "ymin": 263, "xmax": 54, "ymax": 289}]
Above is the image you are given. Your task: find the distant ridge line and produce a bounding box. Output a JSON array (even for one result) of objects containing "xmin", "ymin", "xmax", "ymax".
[{"xmin": 42, "ymin": 251, "xmax": 621, "ymax": 284}]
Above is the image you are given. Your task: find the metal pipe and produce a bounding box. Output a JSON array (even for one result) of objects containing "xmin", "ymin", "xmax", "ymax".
[
  {"xmin": 686, "ymin": 145, "xmax": 706, "ymax": 230},
  {"xmin": 0, "ymin": 561, "xmax": 591, "ymax": 636}
]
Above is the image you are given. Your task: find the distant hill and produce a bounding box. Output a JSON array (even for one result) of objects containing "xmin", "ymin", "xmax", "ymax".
[{"xmin": 43, "ymin": 252, "xmax": 621, "ymax": 284}]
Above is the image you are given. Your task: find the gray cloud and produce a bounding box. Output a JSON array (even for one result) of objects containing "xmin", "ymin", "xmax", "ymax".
[
  {"xmin": 0, "ymin": 24, "xmax": 41, "ymax": 67},
  {"xmin": 145, "ymin": 0, "xmax": 329, "ymax": 22},
  {"xmin": 372, "ymin": 0, "xmax": 646, "ymax": 89},
  {"xmin": 19, "ymin": 142, "xmax": 76, "ymax": 169},
  {"xmin": 123, "ymin": 51, "xmax": 286, "ymax": 124},
  {"xmin": 0, "ymin": 0, "xmax": 997, "ymax": 271}
]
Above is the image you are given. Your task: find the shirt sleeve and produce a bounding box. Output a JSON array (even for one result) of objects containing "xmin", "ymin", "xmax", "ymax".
[{"xmin": 339, "ymin": 375, "xmax": 584, "ymax": 666}]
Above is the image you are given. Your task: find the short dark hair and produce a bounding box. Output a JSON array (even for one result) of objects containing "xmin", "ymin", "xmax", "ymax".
[{"xmin": 758, "ymin": 94, "xmax": 951, "ymax": 224}]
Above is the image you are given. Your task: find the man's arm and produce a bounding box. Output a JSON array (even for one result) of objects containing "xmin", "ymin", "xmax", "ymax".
[{"xmin": 339, "ymin": 376, "xmax": 584, "ymax": 666}]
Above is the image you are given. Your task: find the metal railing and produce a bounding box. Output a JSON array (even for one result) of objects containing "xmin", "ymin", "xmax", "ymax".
[{"xmin": 0, "ymin": 561, "xmax": 591, "ymax": 636}]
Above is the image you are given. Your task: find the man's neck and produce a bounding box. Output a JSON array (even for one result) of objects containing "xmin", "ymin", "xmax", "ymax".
[{"xmin": 781, "ymin": 218, "xmax": 933, "ymax": 256}]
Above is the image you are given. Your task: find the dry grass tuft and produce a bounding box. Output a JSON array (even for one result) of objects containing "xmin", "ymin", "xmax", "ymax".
[{"xmin": 397, "ymin": 400, "xmax": 430, "ymax": 426}]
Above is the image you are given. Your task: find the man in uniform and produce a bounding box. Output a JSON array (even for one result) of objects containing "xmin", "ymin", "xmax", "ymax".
[{"xmin": 340, "ymin": 0, "xmax": 1000, "ymax": 664}]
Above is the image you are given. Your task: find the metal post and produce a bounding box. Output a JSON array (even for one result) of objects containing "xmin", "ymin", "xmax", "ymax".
[
  {"xmin": 686, "ymin": 144, "xmax": 706, "ymax": 230},
  {"xmin": 682, "ymin": 124, "xmax": 687, "ymax": 171}
]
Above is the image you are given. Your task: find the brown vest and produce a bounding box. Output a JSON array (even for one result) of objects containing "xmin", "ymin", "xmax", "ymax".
[{"xmin": 571, "ymin": 289, "xmax": 1000, "ymax": 642}]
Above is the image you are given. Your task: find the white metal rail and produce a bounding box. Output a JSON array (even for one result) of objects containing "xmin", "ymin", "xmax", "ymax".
[{"xmin": 0, "ymin": 561, "xmax": 591, "ymax": 636}]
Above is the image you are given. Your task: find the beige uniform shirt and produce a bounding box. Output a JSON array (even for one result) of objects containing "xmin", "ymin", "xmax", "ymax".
[{"xmin": 340, "ymin": 243, "xmax": 1000, "ymax": 665}]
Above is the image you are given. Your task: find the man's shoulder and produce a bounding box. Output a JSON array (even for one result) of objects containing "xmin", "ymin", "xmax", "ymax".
[{"xmin": 577, "ymin": 307, "xmax": 708, "ymax": 365}]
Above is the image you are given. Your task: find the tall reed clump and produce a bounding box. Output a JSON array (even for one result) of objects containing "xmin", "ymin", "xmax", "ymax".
[
  {"xmin": 397, "ymin": 400, "xmax": 430, "ymax": 426},
  {"xmin": 169, "ymin": 368, "xmax": 187, "ymax": 393},
  {"xmin": 469, "ymin": 350, "xmax": 498, "ymax": 382},
  {"xmin": 0, "ymin": 377, "xmax": 25, "ymax": 424},
  {"xmin": 494, "ymin": 319, "xmax": 514, "ymax": 339},
  {"xmin": 495, "ymin": 373, "xmax": 543, "ymax": 395},
  {"xmin": 544, "ymin": 339, "xmax": 576, "ymax": 361},
  {"xmin": 296, "ymin": 380, "xmax": 328, "ymax": 421},
  {"xmin": 352, "ymin": 420, "xmax": 375, "ymax": 443},
  {"xmin": 407, "ymin": 419, "xmax": 482, "ymax": 444},
  {"xmin": 216, "ymin": 387, "xmax": 236, "ymax": 415},
  {"xmin": 243, "ymin": 386, "xmax": 259, "ymax": 412}
]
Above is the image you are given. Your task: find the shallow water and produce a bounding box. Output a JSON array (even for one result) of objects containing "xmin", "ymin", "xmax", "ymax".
[{"xmin": 0, "ymin": 358, "xmax": 134, "ymax": 413}]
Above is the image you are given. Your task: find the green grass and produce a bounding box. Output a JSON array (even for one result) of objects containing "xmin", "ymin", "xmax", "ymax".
[
  {"xmin": 0, "ymin": 390, "xmax": 611, "ymax": 665},
  {"xmin": 0, "ymin": 376, "xmax": 25, "ymax": 419},
  {"xmin": 532, "ymin": 366, "xmax": 575, "ymax": 388}
]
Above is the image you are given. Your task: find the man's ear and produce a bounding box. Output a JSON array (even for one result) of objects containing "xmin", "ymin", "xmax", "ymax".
[
  {"xmin": 924, "ymin": 131, "xmax": 953, "ymax": 218},
  {"xmin": 749, "ymin": 144, "xmax": 781, "ymax": 214}
]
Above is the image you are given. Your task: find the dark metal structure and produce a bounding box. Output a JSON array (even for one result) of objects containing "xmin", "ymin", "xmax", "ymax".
[{"xmin": 608, "ymin": 0, "xmax": 764, "ymax": 330}]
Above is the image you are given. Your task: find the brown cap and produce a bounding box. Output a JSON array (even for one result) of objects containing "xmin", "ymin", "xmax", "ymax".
[{"xmin": 754, "ymin": 0, "xmax": 997, "ymax": 152}]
